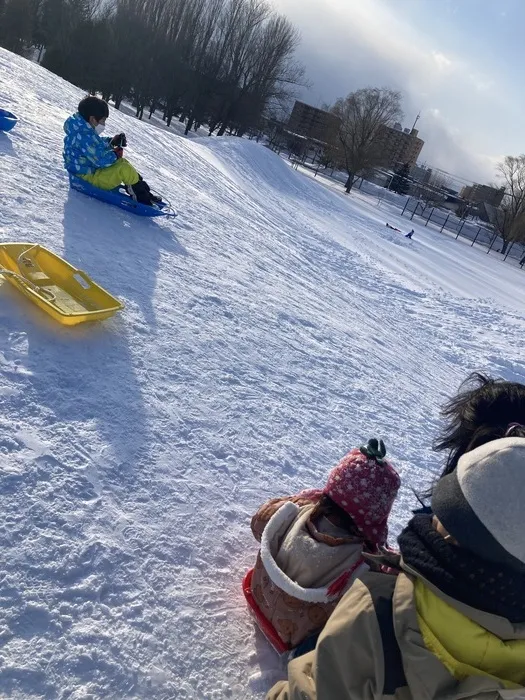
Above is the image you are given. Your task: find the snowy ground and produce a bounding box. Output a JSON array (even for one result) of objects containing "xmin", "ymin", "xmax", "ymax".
[{"xmin": 1, "ymin": 48, "xmax": 525, "ymax": 699}]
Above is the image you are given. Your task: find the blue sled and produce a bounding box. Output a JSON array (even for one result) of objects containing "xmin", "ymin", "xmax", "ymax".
[
  {"xmin": 69, "ymin": 174, "xmax": 177, "ymax": 218},
  {"xmin": 0, "ymin": 108, "xmax": 18, "ymax": 132}
]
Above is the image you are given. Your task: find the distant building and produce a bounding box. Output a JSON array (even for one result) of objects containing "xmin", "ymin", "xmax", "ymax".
[
  {"xmin": 287, "ymin": 101, "xmax": 341, "ymax": 144},
  {"xmin": 410, "ymin": 164, "xmax": 432, "ymax": 185},
  {"xmin": 374, "ymin": 123, "xmax": 424, "ymax": 169},
  {"xmin": 460, "ymin": 183, "xmax": 505, "ymax": 208}
]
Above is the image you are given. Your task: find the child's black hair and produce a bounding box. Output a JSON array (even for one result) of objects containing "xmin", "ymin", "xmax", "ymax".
[
  {"xmin": 422, "ymin": 372, "xmax": 525, "ymax": 499},
  {"xmin": 78, "ymin": 96, "xmax": 109, "ymax": 122},
  {"xmin": 309, "ymin": 494, "xmax": 376, "ymax": 549}
]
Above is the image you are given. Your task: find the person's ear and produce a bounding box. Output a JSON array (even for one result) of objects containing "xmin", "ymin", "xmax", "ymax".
[{"xmin": 433, "ymin": 516, "xmax": 459, "ymax": 546}]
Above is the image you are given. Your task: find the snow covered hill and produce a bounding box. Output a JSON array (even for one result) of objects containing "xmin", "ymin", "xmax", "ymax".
[{"xmin": 1, "ymin": 48, "xmax": 525, "ymax": 698}]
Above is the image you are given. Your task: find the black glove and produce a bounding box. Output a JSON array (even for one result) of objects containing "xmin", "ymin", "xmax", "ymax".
[{"xmin": 111, "ymin": 133, "xmax": 127, "ymax": 148}]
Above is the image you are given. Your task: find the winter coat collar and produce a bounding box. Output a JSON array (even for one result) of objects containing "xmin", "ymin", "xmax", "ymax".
[
  {"xmin": 304, "ymin": 512, "xmax": 363, "ymax": 547},
  {"xmin": 64, "ymin": 112, "xmax": 92, "ymax": 135},
  {"xmin": 260, "ymin": 501, "xmax": 366, "ymax": 604}
]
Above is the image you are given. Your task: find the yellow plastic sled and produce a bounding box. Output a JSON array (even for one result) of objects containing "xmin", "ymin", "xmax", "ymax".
[{"xmin": 0, "ymin": 242, "xmax": 124, "ymax": 326}]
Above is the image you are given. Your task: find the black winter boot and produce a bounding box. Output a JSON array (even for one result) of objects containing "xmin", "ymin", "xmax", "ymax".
[
  {"xmin": 127, "ymin": 180, "xmax": 154, "ymax": 205},
  {"xmin": 141, "ymin": 179, "xmax": 162, "ymax": 204}
]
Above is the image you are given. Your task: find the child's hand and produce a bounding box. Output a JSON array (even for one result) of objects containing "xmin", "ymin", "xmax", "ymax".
[{"xmin": 111, "ymin": 133, "xmax": 127, "ymax": 148}]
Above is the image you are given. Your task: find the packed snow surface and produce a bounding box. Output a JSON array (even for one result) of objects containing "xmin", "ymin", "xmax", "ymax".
[{"xmin": 1, "ymin": 48, "xmax": 525, "ymax": 698}]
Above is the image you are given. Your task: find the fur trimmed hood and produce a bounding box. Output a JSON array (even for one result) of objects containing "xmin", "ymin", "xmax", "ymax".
[{"xmin": 260, "ymin": 501, "xmax": 366, "ymax": 603}]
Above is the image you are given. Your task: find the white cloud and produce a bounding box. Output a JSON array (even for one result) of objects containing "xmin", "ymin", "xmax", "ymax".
[
  {"xmin": 468, "ymin": 73, "xmax": 495, "ymax": 92},
  {"xmin": 432, "ymin": 52, "xmax": 454, "ymax": 72},
  {"xmin": 418, "ymin": 109, "xmax": 496, "ymax": 182}
]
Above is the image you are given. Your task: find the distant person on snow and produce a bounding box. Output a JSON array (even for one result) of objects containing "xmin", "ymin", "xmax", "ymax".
[
  {"xmin": 63, "ymin": 96, "xmax": 160, "ymax": 206},
  {"xmin": 406, "ymin": 229, "xmax": 414, "ymax": 239},
  {"xmin": 268, "ymin": 374, "xmax": 525, "ymax": 700},
  {"xmin": 248, "ymin": 439, "xmax": 400, "ymax": 653}
]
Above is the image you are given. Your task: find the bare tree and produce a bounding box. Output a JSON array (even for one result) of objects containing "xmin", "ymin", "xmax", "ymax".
[
  {"xmin": 428, "ymin": 171, "xmax": 451, "ymax": 190},
  {"xmin": 330, "ymin": 88, "xmax": 402, "ymax": 193},
  {"xmin": 203, "ymin": 0, "xmax": 270, "ymax": 136},
  {"xmin": 0, "ymin": 0, "xmax": 35, "ymax": 54},
  {"xmin": 180, "ymin": 0, "xmax": 239, "ymax": 134},
  {"xmin": 161, "ymin": 0, "xmax": 212, "ymax": 126},
  {"xmin": 493, "ymin": 155, "xmax": 525, "ymax": 253},
  {"xmin": 415, "ymin": 171, "xmax": 452, "ymax": 207},
  {"xmin": 216, "ymin": 13, "xmax": 304, "ymax": 137},
  {"xmin": 39, "ymin": 0, "xmax": 104, "ymax": 78}
]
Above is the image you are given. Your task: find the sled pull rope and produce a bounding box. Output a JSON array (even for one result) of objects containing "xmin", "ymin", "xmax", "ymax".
[
  {"xmin": 0, "ymin": 267, "xmax": 56, "ymax": 302},
  {"xmin": 17, "ymin": 243, "xmax": 41, "ymax": 271},
  {"xmin": 13, "ymin": 244, "xmax": 57, "ymax": 301}
]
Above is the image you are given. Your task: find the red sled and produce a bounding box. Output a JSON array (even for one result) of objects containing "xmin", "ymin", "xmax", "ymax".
[{"xmin": 242, "ymin": 569, "xmax": 291, "ymax": 655}]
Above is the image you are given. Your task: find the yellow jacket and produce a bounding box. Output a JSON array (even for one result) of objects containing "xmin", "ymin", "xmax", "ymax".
[{"xmin": 415, "ymin": 577, "xmax": 525, "ymax": 689}]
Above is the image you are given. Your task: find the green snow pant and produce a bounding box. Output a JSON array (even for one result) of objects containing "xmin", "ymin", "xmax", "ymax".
[{"xmin": 81, "ymin": 158, "xmax": 140, "ymax": 190}]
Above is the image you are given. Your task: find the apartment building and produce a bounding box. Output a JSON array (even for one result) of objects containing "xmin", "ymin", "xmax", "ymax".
[
  {"xmin": 460, "ymin": 183, "xmax": 505, "ymax": 208},
  {"xmin": 374, "ymin": 123, "xmax": 424, "ymax": 169},
  {"xmin": 287, "ymin": 101, "xmax": 341, "ymax": 144}
]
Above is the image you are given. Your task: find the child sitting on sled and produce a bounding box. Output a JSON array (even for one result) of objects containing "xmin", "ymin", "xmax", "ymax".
[
  {"xmin": 63, "ymin": 96, "xmax": 160, "ymax": 206},
  {"xmin": 247, "ymin": 439, "xmax": 400, "ymax": 651}
]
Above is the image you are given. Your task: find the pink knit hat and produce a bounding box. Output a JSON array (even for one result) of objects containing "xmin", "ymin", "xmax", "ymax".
[{"xmin": 323, "ymin": 439, "xmax": 400, "ymax": 547}]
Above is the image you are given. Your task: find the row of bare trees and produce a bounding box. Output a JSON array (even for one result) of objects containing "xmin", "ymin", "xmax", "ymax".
[{"xmin": 0, "ymin": 0, "xmax": 305, "ymax": 137}]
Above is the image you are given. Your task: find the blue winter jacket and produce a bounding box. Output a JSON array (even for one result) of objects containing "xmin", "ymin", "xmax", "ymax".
[{"xmin": 63, "ymin": 113, "xmax": 117, "ymax": 176}]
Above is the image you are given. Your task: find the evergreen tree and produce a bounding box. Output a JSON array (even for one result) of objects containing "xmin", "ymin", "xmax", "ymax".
[{"xmin": 389, "ymin": 163, "xmax": 411, "ymax": 195}]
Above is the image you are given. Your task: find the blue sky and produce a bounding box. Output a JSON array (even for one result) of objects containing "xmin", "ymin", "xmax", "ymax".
[{"xmin": 273, "ymin": 0, "xmax": 523, "ymax": 183}]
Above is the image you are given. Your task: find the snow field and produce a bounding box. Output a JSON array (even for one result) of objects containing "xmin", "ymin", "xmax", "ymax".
[{"xmin": 1, "ymin": 48, "xmax": 525, "ymax": 698}]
